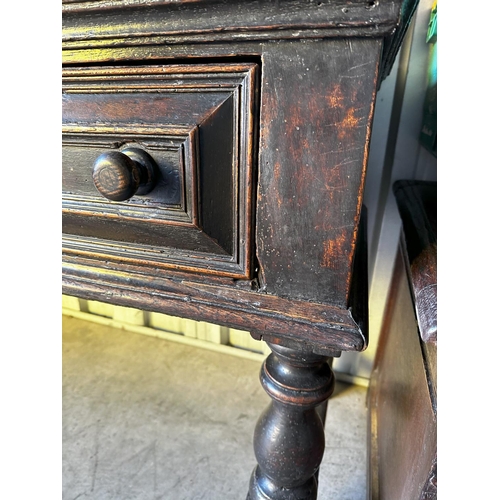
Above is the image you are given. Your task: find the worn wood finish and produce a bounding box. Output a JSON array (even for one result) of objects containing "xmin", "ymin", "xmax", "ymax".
[
  {"xmin": 62, "ymin": 42, "xmax": 376, "ymax": 340},
  {"xmin": 62, "ymin": 0, "xmax": 405, "ymax": 47},
  {"xmin": 368, "ymin": 246, "xmax": 437, "ymax": 500},
  {"xmin": 248, "ymin": 344, "xmax": 334, "ymax": 499},
  {"xmin": 393, "ymin": 180, "xmax": 437, "ymax": 343},
  {"xmin": 256, "ymin": 40, "xmax": 379, "ymax": 306},
  {"xmin": 92, "ymin": 148, "xmax": 158, "ymax": 201},
  {"xmin": 62, "ymin": 255, "xmax": 366, "ymax": 353},
  {"xmin": 63, "ymin": 63, "xmax": 257, "ymax": 279},
  {"xmin": 62, "ymin": 2, "xmax": 419, "ymax": 497},
  {"xmin": 368, "ymin": 180, "xmax": 437, "ymax": 500}
]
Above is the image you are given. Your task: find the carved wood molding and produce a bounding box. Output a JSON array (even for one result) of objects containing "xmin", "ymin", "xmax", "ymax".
[
  {"xmin": 62, "ymin": 256, "xmax": 367, "ymax": 352},
  {"xmin": 63, "ymin": 63, "xmax": 258, "ymax": 278},
  {"xmin": 62, "ymin": 0, "xmax": 400, "ymax": 49}
]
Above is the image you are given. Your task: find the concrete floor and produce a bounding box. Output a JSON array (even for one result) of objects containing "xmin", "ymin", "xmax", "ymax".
[{"xmin": 63, "ymin": 315, "xmax": 368, "ymax": 500}]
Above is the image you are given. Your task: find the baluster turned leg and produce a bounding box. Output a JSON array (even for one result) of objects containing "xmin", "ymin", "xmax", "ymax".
[{"xmin": 247, "ymin": 343, "xmax": 335, "ymax": 500}]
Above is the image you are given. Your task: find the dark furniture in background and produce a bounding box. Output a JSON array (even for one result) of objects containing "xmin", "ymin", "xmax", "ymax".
[
  {"xmin": 367, "ymin": 180, "xmax": 437, "ymax": 499},
  {"xmin": 62, "ymin": 2, "xmax": 419, "ymax": 498}
]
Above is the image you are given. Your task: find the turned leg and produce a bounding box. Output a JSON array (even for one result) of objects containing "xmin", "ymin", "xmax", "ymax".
[{"xmin": 247, "ymin": 343, "xmax": 335, "ymax": 500}]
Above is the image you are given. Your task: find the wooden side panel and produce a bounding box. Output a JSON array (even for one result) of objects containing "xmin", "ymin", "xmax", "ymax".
[
  {"xmin": 256, "ymin": 39, "xmax": 380, "ymax": 306},
  {"xmin": 368, "ymin": 246, "xmax": 437, "ymax": 500},
  {"xmin": 393, "ymin": 180, "xmax": 437, "ymax": 343}
]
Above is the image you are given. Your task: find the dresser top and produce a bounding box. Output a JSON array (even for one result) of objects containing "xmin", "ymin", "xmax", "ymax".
[{"xmin": 62, "ymin": 0, "xmax": 418, "ymax": 82}]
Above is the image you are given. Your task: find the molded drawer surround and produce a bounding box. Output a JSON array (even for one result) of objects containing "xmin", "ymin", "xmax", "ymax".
[
  {"xmin": 62, "ymin": 3, "xmax": 420, "ymax": 497},
  {"xmin": 62, "ymin": 63, "xmax": 258, "ymax": 279}
]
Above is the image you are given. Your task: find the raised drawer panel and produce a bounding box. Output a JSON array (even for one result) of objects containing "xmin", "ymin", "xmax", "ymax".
[{"xmin": 62, "ymin": 63, "xmax": 258, "ymax": 279}]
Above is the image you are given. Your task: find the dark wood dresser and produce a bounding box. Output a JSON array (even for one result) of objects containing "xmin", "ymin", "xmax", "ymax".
[{"xmin": 62, "ymin": 1, "xmax": 418, "ymax": 498}]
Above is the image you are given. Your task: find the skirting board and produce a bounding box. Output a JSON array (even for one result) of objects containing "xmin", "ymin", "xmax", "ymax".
[{"xmin": 62, "ymin": 308, "xmax": 369, "ymax": 387}]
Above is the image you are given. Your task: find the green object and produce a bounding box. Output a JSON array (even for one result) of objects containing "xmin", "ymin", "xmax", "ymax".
[
  {"xmin": 420, "ymin": 1, "xmax": 437, "ymax": 157},
  {"xmin": 426, "ymin": 1, "xmax": 438, "ymax": 43}
]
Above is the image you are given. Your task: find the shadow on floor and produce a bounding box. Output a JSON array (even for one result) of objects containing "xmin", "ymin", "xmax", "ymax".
[{"xmin": 63, "ymin": 315, "xmax": 367, "ymax": 500}]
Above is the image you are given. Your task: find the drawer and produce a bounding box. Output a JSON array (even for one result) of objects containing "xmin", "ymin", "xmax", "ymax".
[{"xmin": 62, "ymin": 63, "xmax": 258, "ymax": 279}]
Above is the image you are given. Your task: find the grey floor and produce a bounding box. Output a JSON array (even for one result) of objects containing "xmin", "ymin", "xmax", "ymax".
[{"xmin": 63, "ymin": 315, "xmax": 368, "ymax": 500}]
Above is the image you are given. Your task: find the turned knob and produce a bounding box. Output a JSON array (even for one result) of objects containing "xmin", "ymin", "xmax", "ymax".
[{"xmin": 92, "ymin": 147, "xmax": 158, "ymax": 201}]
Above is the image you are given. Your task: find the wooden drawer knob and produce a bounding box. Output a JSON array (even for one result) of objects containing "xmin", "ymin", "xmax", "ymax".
[{"xmin": 92, "ymin": 148, "xmax": 157, "ymax": 201}]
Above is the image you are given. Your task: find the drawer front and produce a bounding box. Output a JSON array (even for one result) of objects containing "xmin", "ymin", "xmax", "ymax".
[{"xmin": 62, "ymin": 63, "xmax": 258, "ymax": 279}]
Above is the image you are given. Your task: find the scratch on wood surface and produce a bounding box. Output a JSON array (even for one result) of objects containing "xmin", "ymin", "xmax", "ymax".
[
  {"xmin": 321, "ymin": 240, "xmax": 337, "ymax": 269},
  {"xmin": 319, "ymin": 146, "xmax": 364, "ymax": 155},
  {"xmin": 335, "ymin": 158, "xmax": 358, "ymax": 167},
  {"xmin": 340, "ymin": 74, "xmax": 365, "ymax": 80},
  {"xmin": 348, "ymin": 62, "xmax": 371, "ymax": 71}
]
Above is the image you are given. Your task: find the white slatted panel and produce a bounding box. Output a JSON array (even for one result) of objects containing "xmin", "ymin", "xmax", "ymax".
[
  {"xmin": 62, "ymin": 295, "xmax": 81, "ymax": 311},
  {"xmin": 196, "ymin": 322, "xmax": 230, "ymax": 345},
  {"xmin": 182, "ymin": 318, "xmax": 198, "ymax": 339},
  {"xmin": 64, "ymin": 296, "xmax": 269, "ymax": 356},
  {"xmin": 62, "ymin": 296, "xmax": 367, "ymax": 385},
  {"xmin": 229, "ymin": 328, "xmax": 272, "ymax": 356},
  {"xmin": 86, "ymin": 300, "xmax": 114, "ymax": 318},
  {"xmin": 112, "ymin": 305, "xmax": 145, "ymax": 326},
  {"xmin": 149, "ymin": 312, "xmax": 184, "ymax": 335}
]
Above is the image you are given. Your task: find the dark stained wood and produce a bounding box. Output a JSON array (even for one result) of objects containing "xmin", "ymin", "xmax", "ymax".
[
  {"xmin": 368, "ymin": 178, "xmax": 438, "ymax": 500},
  {"xmin": 62, "ymin": 132, "xmax": 194, "ymax": 221},
  {"xmin": 92, "ymin": 148, "xmax": 158, "ymax": 201},
  {"xmin": 62, "ymin": 255, "xmax": 366, "ymax": 353},
  {"xmin": 393, "ymin": 180, "xmax": 437, "ymax": 343},
  {"xmin": 348, "ymin": 204, "xmax": 369, "ymax": 344},
  {"xmin": 62, "ymin": 0, "xmax": 405, "ymax": 48},
  {"xmin": 367, "ymin": 181, "xmax": 438, "ymax": 500},
  {"xmin": 368, "ymin": 245, "xmax": 437, "ymax": 500},
  {"xmin": 61, "ymin": 44, "xmax": 376, "ymax": 338},
  {"xmin": 63, "ymin": 133, "xmax": 186, "ymax": 207},
  {"xmin": 255, "ymin": 40, "xmax": 380, "ymax": 306},
  {"xmin": 92, "ymin": 151, "xmax": 141, "ymax": 201},
  {"xmin": 62, "ymin": 2, "xmax": 420, "ymax": 498},
  {"xmin": 63, "ymin": 63, "xmax": 258, "ymax": 279},
  {"xmin": 379, "ymin": 0, "xmax": 421, "ymax": 82},
  {"xmin": 248, "ymin": 344, "xmax": 334, "ymax": 499},
  {"xmin": 63, "ymin": 213, "xmax": 230, "ymax": 255}
]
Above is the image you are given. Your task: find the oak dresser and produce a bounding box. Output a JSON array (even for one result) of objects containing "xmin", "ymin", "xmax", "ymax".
[{"xmin": 62, "ymin": 1, "xmax": 419, "ymax": 498}]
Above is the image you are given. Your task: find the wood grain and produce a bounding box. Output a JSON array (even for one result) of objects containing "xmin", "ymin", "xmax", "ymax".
[
  {"xmin": 256, "ymin": 39, "xmax": 379, "ymax": 306},
  {"xmin": 63, "ymin": 63, "xmax": 258, "ymax": 279},
  {"xmin": 393, "ymin": 180, "xmax": 437, "ymax": 343},
  {"xmin": 62, "ymin": 0, "xmax": 416, "ymax": 357},
  {"xmin": 62, "ymin": 255, "xmax": 366, "ymax": 353},
  {"xmin": 368, "ymin": 245, "xmax": 437, "ymax": 500},
  {"xmin": 62, "ymin": 0, "xmax": 401, "ymax": 46}
]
